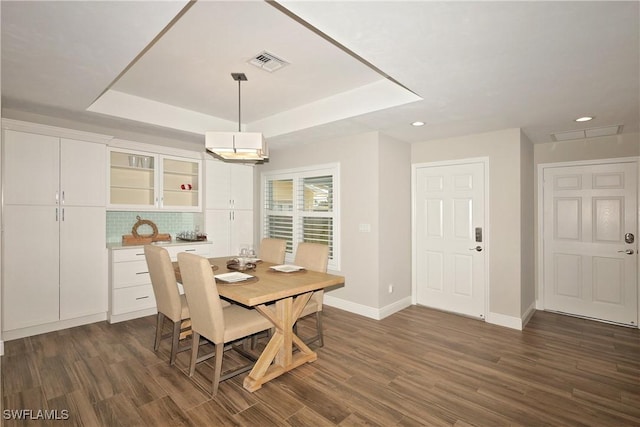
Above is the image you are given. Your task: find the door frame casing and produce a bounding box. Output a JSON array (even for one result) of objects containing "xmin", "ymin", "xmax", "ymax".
[
  {"xmin": 411, "ymin": 157, "xmax": 490, "ymax": 320},
  {"xmin": 536, "ymin": 156, "xmax": 640, "ymax": 328}
]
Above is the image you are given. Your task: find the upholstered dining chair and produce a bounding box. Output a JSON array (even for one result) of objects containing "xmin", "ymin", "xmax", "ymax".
[
  {"xmin": 177, "ymin": 252, "xmax": 273, "ymax": 396},
  {"xmin": 258, "ymin": 238, "xmax": 287, "ymax": 264},
  {"xmin": 144, "ymin": 244, "xmax": 191, "ymax": 365},
  {"xmin": 294, "ymin": 242, "xmax": 329, "ymax": 347}
]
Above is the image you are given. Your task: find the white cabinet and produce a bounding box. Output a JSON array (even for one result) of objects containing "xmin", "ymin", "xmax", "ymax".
[
  {"xmin": 108, "ymin": 242, "xmax": 213, "ymax": 323},
  {"xmin": 108, "ymin": 148, "xmax": 201, "ymax": 211},
  {"xmin": 205, "ymin": 160, "xmax": 253, "ymax": 210},
  {"xmin": 204, "ymin": 160, "xmax": 254, "ymax": 256},
  {"xmin": 2, "ymin": 129, "xmax": 107, "ymax": 334}
]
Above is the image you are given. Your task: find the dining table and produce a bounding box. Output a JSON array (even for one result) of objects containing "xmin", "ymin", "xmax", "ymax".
[{"xmin": 174, "ymin": 256, "xmax": 345, "ymax": 392}]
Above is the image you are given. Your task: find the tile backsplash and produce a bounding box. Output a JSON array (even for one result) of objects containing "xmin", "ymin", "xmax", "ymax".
[{"xmin": 106, "ymin": 211, "xmax": 204, "ymax": 243}]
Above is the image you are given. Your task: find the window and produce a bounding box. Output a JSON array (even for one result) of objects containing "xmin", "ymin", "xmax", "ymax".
[{"xmin": 262, "ymin": 163, "xmax": 340, "ymax": 270}]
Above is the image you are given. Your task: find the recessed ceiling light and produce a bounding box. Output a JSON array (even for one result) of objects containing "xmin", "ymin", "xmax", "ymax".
[
  {"xmin": 575, "ymin": 116, "xmax": 594, "ymax": 122},
  {"xmin": 411, "ymin": 121, "xmax": 425, "ymax": 127}
]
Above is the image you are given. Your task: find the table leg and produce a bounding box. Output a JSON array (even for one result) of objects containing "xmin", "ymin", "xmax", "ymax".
[{"xmin": 243, "ymin": 292, "xmax": 317, "ymax": 392}]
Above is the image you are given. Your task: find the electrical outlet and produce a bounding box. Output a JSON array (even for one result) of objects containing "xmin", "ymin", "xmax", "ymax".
[{"xmin": 388, "ymin": 284, "xmax": 394, "ymax": 293}]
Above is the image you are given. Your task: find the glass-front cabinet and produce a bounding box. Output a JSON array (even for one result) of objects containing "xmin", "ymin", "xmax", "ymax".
[
  {"xmin": 161, "ymin": 156, "xmax": 200, "ymax": 209},
  {"xmin": 108, "ymin": 148, "xmax": 201, "ymax": 211}
]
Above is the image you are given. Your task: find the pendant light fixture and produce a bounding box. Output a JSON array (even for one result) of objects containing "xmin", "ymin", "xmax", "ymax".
[{"xmin": 205, "ymin": 72, "xmax": 268, "ymax": 162}]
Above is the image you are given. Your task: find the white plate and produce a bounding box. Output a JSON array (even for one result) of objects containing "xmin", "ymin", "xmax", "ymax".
[
  {"xmin": 270, "ymin": 264, "xmax": 305, "ymax": 273},
  {"xmin": 214, "ymin": 272, "xmax": 254, "ymax": 282}
]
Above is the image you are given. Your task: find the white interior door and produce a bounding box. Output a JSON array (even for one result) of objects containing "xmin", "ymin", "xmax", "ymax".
[
  {"xmin": 543, "ymin": 161, "xmax": 638, "ymax": 326},
  {"xmin": 415, "ymin": 161, "xmax": 486, "ymax": 319}
]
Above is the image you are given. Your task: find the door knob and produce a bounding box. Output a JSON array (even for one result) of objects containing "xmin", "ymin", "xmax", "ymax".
[
  {"xmin": 469, "ymin": 246, "xmax": 483, "ymax": 252},
  {"xmin": 617, "ymin": 249, "xmax": 635, "ymax": 255}
]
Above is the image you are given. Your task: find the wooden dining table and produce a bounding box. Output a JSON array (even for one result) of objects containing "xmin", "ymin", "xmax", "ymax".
[{"xmin": 174, "ymin": 256, "xmax": 345, "ymax": 392}]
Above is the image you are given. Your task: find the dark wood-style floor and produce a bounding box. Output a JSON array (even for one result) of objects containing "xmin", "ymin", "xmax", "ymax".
[{"xmin": 2, "ymin": 305, "xmax": 639, "ymax": 426}]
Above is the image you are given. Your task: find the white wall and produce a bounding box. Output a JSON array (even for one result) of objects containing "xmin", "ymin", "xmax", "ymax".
[
  {"xmin": 257, "ymin": 131, "xmax": 412, "ymax": 317},
  {"xmin": 520, "ymin": 131, "xmax": 535, "ymax": 318},
  {"xmin": 378, "ymin": 134, "xmax": 412, "ymax": 308},
  {"xmin": 412, "ymin": 128, "xmax": 527, "ymax": 322},
  {"xmin": 534, "ymin": 132, "xmax": 640, "ymax": 165}
]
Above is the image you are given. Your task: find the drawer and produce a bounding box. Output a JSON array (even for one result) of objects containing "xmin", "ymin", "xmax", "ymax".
[
  {"xmin": 112, "ymin": 247, "xmax": 147, "ymax": 262},
  {"xmin": 112, "ymin": 260, "xmax": 151, "ymax": 288},
  {"xmin": 166, "ymin": 244, "xmax": 212, "ymax": 260},
  {"xmin": 111, "ymin": 285, "xmax": 156, "ymax": 315}
]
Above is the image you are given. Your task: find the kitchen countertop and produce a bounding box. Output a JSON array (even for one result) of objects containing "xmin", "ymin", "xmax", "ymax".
[{"xmin": 107, "ymin": 240, "xmax": 212, "ymax": 250}]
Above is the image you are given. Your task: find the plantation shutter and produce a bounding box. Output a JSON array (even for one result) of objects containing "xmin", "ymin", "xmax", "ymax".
[
  {"xmin": 264, "ymin": 178, "xmax": 294, "ymax": 252},
  {"xmin": 299, "ymin": 175, "xmax": 333, "ymax": 258},
  {"xmin": 262, "ymin": 164, "xmax": 339, "ymax": 270}
]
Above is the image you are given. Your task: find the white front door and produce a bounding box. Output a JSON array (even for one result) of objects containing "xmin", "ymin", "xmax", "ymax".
[
  {"xmin": 414, "ymin": 161, "xmax": 487, "ymax": 319},
  {"xmin": 543, "ymin": 161, "xmax": 638, "ymax": 326}
]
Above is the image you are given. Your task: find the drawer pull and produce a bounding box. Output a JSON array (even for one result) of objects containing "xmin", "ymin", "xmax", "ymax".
[
  {"xmin": 185, "ymin": 249, "xmax": 196, "ymax": 252},
  {"xmin": 136, "ymin": 253, "xmax": 144, "ymax": 256},
  {"xmin": 135, "ymin": 296, "xmax": 150, "ymax": 300},
  {"xmin": 136, "ymin": 271, "xmax": 149, "ymax": 275}
]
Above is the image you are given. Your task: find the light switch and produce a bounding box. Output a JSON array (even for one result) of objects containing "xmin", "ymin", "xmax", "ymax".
[{"xmin": 359, "ymin": 223, "xmax": 371, "ymax": 233}]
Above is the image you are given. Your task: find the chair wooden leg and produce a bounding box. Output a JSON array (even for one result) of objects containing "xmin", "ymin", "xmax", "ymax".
[
  {"xmin": 189, "ymin": 332, "xmax": 200, "ymax": 377},
  {"xmin": 154, "ymin": 313, "xmax": 165, "ymax": 351},
  {"xmin": 316, "ymin": 311, "xmax": 324, "ymax": 347},
  {"xmin": 211, "ymin": 343, "xmax": 224, "ymax": 396},
  {"xmin": 170, "ymin": 320, "xmax": 181, "ymax": 366}
]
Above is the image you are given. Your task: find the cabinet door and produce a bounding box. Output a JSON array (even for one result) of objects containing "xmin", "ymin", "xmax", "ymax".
[
  {"xmin": 108, "ymin": 149, "xmax": 157, "ymax": 209},
  {"xmin": 2, "ymin": 205, "xmax": 60, "ymax": 330},
  {"xmin": 3, "ymin": 130, "xmax": 59, "ymax": 205},
  {"xmin": 231, "ymin": 209, "xmax": 254, "ymax": 256},
  {"xmin": 205, "ymin": 160, "xmax": 231, "ymax": 210},
  {"xmin": 230, "ymin": 164, "xmax": 254, "ymax": 210},
  {"xmin": 161, "ymin": 156, "xmax": 201, "ymax": 211},
  {"xmin": 59, "ymin": 206, "xmax": 107, "ymax": 320},
  {"xmin": 205, "ymin": 210, "xmax": 232, "ymax": 257},
  {"xmin": 60, "ymin": 139, "xmax": 106, "ymax": 207}
]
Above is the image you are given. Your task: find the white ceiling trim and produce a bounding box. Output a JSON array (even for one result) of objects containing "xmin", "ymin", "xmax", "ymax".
[
  {"xmin": 250, "ymin": 78, "xmax": 422, "ymax": 138},
  {"xmin": 87, "ymin": 78, "xmax": 422, "ymax": 140},
  {"xmin": 86, "ymin": 89, "xmax": 238, "ymax": 134}
]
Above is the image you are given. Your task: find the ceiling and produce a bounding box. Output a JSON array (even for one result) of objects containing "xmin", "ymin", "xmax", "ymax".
[{"xmin": 2, "ymin": 1, "xmax": 639, "ymax": 152}]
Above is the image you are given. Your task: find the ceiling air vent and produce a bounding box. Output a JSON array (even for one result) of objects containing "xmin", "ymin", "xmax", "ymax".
[
  {"xmin": 551, "ymin": 125, "xmax": 623, "ymax": 142},
  {"xmin": 248, "ymin": 51, "xmax": 289, "ymax": 73}
]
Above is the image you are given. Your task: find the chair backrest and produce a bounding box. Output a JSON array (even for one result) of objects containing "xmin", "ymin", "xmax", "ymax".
[
  {"xmin": 144, "ymin": 245, "xmax": 184, "ymax": 322},
  {"xmin": 259, "ymin": 238, "xmax": 287, "ymax": 264},
  {"xmin": 294, "ymin": 242, "xmax": 329, "ymax": 273},
  {"xmin": 177, "ymin": 252, "xmax": 225, "ymax": 343}
]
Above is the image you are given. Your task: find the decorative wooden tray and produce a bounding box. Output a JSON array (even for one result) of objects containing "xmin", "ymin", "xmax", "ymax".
[
  {"xmin": 122, "ymin": 216, "xmax": 171, "ymax": 245},
  {"xmin": 226, "ymin": 259, "xmax": 257, "ymax": 272}
]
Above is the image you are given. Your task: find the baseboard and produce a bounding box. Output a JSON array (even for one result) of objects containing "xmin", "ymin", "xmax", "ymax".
[
  {"xmin": 486, "ymin": 311, "xmax": 523, "ymax": 330},
  {"xmin": 522, "ymin": 302, "xmax": 537, "ymax": 328},
  {"xmin": 2, "ymin": 312, "xmax": 107, "ymax": 341},
  {"xmin": 108, "ymin": 307, "xmax": 157, "ymax": 324},
  {"xmin": 324, "ymin": 295, "xmax": 412, "ymax": 320},
  {"xmin": 379, "ymin": 296, "xmax": 413, "ymax": 319}
]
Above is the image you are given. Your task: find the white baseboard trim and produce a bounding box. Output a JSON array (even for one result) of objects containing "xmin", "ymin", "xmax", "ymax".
[
  {"xmin": 379, "ymin": 297, "xmax": 413, "ymax": 319},
  {"xmin": 2, "ymin": 312, "xmax": 107, "ymax": 341},
  {"xmin": 486, "ymin": 311, "xmax": 523, "ymax": 330},
  {"xmin": 522, "ymin": 302, "xmax": 537, "ymax": 328},
  {"xmin": 108, "ymin": 307, "xmax": 157, "ymax": 324},
  {"xmin": 486, "ymin": 304, "xmax": 537, "ymax": 331},
  {"xmin": 324, "ymin": 295, "xmax": 412, "ymax": 320}
]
